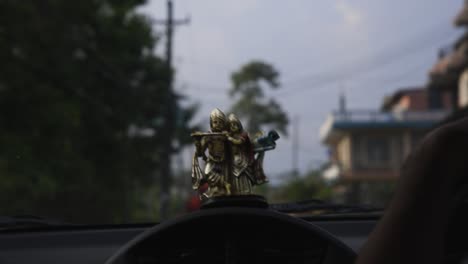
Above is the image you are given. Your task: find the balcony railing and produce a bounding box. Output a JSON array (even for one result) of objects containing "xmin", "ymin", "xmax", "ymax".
[
  {"xmin": 331, "ymin": 110, "xmax": 450, "ymax": 123},
  {"xmin": 320, "ymin": 110, "xmax": 451, "ymax": 142}
]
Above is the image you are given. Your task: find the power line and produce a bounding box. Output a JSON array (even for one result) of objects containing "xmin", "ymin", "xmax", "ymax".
[
  {"xmin": 349, "ymin": 58, "xmax": 431, "ymax": 93},
  {"xmin": 276, "ymin": 24, "xmax": 456, "ymax": 98},
  {"xmin": 274, "ymin": 57, "xmax": 430, "ymax": 101},
  {"xmin": 178, "ymin": 23, "xmax": 456, "ymax": 99},
  {"xmin": 184, "ymin": 54, "xmax": 429, "ymax": 96},
  {"xmin": 282, "ymin": 21, "xmax": 454, "ymax": 85}
]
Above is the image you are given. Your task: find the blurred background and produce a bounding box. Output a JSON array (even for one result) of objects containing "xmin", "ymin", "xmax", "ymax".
[{"xmin": 0, "ymin": 0, "xmax": 467, "ymax": 223}]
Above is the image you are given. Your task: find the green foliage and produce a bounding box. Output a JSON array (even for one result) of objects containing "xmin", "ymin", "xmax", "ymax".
[
  {"xmin": 0, "ymin": 0, "xmax": 193, "ymax": 223},
  {"xmin": 229, "ymin": 61, "xmax": 289, "ymax": 136},
  {"xmin": 173, "ymin": 101, "xmax": 200, "ymax": 150},
  {"xmin": 268, "ymin": 171, "xmax": 333, "ymax": 203}
]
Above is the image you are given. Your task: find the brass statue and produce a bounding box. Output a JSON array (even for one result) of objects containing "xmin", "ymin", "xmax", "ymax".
[
  {"xmin": 226, "ymin": 113, "xmax": 255, "ymax": 194},
  {"xmin": 191, "ymin": 108, "xmax": 279, "ymax": 199},
  {"xmin": 192, "ymin": 108, "xmax": 231, "ymax": 198}
]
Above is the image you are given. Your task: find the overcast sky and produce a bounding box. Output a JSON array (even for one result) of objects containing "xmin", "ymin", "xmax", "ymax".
[{"xmin": 140, "ymin": 0, "xmax": 464, "ymax": 183}]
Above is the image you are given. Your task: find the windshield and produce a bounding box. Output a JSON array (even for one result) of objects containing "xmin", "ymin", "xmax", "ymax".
[{"xmin": 0, "ymin": 0, "xmax": 464, "ymax": 224}]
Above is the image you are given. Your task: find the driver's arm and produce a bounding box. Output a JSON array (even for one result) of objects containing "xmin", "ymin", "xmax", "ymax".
[{"xmin": 356, "ymin": 117, "xmax": 468, "ymax": 264}]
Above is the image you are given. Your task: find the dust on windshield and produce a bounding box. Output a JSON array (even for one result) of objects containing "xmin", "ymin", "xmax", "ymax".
[{"xmin": 0, "ymin": 0, "xmax": 464, "ymax": 224}]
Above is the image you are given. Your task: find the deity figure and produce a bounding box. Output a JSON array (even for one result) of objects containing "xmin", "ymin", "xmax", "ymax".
[
  {"xmin": 191, "ymin": 108, "xmax": 231, "ymax": 198},
  {"xmin": 191, "ymin": 108, "xmax": 279, "ymax": 199},
  {"xmin": 225, "ymin": 113, "xmax": 255, "ymax": 194}
]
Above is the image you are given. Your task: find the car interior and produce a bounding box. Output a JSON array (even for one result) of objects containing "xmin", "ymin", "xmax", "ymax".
[{"xmin": 2, "ymin": 1, "xmax": 468, "ymax": 264}]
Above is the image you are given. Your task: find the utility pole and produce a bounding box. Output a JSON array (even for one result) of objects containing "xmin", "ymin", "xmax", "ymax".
[
  {"xmin": 292, "ymin": 115, "xmax": 299, "ymax": 177},
  {"xmin": 339, "ymin": 91, "xmax": 346, "ymax": 113},
  {"xmin": 156, "ymin": 0, "xmax": 190, "ymax": 220}
]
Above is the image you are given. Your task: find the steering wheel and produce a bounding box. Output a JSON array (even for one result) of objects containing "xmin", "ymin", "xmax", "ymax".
[{"xmin": 105, "ymin": 207, "xmax": 356, "ymax": 263}]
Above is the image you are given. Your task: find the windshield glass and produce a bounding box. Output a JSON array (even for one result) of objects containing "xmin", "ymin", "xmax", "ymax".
[{"xmin": 0, "ymin": 0, "xmax": 464, "ymax": 224}]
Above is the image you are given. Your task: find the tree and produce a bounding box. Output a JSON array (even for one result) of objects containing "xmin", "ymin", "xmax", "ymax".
[
  {"xmin": 269, "ymin": 170, "xmax": 332, "ymax": 203},
  {"xmin": 0, "ymin": 0, "xmax": 193, "ymax": 223},
  {"xmin": 229, "ymin": 61, "xmax": 289, "ymax": 136}
]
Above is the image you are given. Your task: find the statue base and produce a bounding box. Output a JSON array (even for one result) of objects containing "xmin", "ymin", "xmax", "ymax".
[{"xmin": 200, "ymin": 195, "xmax": 268, "ymax": 209}]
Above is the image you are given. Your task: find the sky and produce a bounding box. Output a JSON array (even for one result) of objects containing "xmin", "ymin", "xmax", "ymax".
[{"xmin": 140, "ymin": 0, "xmax": 464, "ymax": 183}]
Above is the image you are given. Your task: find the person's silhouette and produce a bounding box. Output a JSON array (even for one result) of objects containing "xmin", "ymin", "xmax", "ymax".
[{"xmin": 356, "ymin": 116, "xmax": 468, "ymax": 264}]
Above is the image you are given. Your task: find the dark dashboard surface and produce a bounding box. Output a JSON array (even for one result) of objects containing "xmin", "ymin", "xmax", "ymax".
[{"xmin": 0, "ymin": 210, "xmax": 377, "ymax": 264}]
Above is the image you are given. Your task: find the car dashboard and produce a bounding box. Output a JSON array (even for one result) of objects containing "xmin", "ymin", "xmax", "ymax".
[
  {"xmin": 3, "ymin": 199, "xmax": 468, "ymax": 264},
  {"xmin": 0, "ymin": 206, "xmax": 379, "ymax": 264}
]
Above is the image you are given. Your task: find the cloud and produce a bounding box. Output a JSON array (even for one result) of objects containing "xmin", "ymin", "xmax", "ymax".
[{"xmin": 335, "ymin": 1, "xmax": 363, "ymax": 26}]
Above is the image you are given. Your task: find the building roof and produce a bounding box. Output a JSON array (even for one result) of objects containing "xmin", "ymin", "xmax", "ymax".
[
  {"xmin": 428, "ymin": 46, "xmax": 465, "ymax": 89},
  {"xmin": 455, "ymin": 0, "xmax": 468, "ymax": 27},
  {"xmin": 381, "ymin": 88, "xmax": 425, "ymax": 111},
  {"xmin": 454, "ymin": 31, "xmax": 468, "ymax": 49},
  {"xmin": 447, "ymin": 41, "xmax": 468, "ymax": 71},
  {"xmin": 428, "ymin": 43, "xmax": 468, "ymax": 92},
  {"xmin": 430, "ymin": 54, "xmax": 453, "ymax": 77},
  {"xmin": 320, "ymin": 110, "xmax": 450, "ymax": 144}
]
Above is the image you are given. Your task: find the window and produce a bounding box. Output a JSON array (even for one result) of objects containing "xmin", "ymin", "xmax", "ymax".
[
  {"xmin": 352, "ymin": 135, "xmax": 392, "ymax": 169},
  {"xmin": 366, "ymin": 138, "xmax": 390, "ymax": 166}
]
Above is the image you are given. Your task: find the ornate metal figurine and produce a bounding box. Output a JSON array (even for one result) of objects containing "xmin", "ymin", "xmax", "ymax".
[
  {"xmin": 191, "ymin": 108, "xmax": 232, "ymax": 198},
  {"xmin": 191, "ymin": 108, "xmax": 280, "ymax": 199},
  {"xmin": 226, "ymin": 113, "xmax": 255, "ymax": 195}
]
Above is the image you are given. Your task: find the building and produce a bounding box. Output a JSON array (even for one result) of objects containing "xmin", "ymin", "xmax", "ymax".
[
  {"xmin": 319, "ymin": 1, "xmax": 468, "ymax": 206},
  {"xmin": 320, "ymin": 89, "xmax": 450, "ymax": 205},
  {"xmin": 381, "ymin": 88, "xmax": 452, "ymax": 112},
  {"xmin": 428, "ymin": 0, "xmax": 468, "ymax": 111}
]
